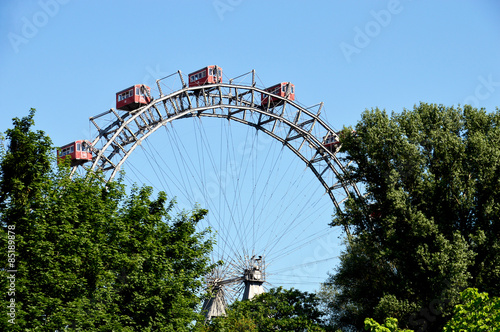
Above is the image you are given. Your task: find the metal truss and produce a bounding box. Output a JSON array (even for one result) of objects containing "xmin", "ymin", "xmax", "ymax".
[{"xmin": 83, "ymin": 70, "xmax": 361, "ymax": 234}]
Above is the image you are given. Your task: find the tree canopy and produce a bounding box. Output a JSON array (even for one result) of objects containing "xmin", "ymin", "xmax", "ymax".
[
  {"xmin": 365, "ymin": 317, "xmax": 413, "ymax": 332},
  {"xmin": 0, "ymin": 109, "xmax": 216, "ymax": 331},
  {"xmin": 443, "ymin": 288, "xmax": 500, "ymax": 331},
  {"xmin": 324, "ymin": 103, "xmax": 500, "ymax": 331},
  {"xmin": 203, "ymin": 287, "xmax": 328, "ymax": 331}
]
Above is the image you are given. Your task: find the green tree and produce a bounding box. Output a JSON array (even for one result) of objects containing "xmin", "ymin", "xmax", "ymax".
[
  {"xmin": 443, "ymin": 288, "xmax": 500, "ymax": 332},
  {"xmin": 322, "ymin": 104, "xmax": 500, "ymax": 331},
  {"xmin": 204, "ymin": 287, "xmax": 328, "ymax": 331},
  {"xmin": 0, "ymin": 110, "xmax": 216, "ymax": 331},
  {"xmin": 365, "ymin": 317, "xmax": 414, "ymax": 332}
]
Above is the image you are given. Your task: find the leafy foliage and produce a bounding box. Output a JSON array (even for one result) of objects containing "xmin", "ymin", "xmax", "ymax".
[
  {"xmin": 203, "ymin": 287, "xmax": 328, "ymax": 331},
  {"xmin": 0, "ymin": 110, "xmax": 216, "ymax": 331},
  {"xmin": 365, "ymin": 317, "xmax": 414, "ymax": 332},
  {"xmin": 323, "ymin": 104, "xmax": 500, "ymax": 331},
  {"xmin": 443, "ymin": 288, "xmax": 500, "ymax": 331}
]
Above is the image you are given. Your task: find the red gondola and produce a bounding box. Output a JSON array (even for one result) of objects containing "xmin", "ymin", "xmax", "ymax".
[
  {"xmin": 57, "ymin": 140, "xmax": 93, "ymax": 166},
  {"xmin": 116, "ymin": 84, "xmax": 151, "ymax": 111},
  {"xmin": 261, "ymin": 82, "xmax": 295, "ymax": 106},
  {"xmin": 323, "ymin": 133, "xmax": 340, "ymax": 152},
  {"xmin": 188, "ymin": 65, "xmax": 222, "ymax": 87}
]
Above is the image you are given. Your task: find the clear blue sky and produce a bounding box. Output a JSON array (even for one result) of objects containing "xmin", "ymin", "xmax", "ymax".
[{"xmin": 1, "ymin": 0, "xmax": 499, "ymax": 295}]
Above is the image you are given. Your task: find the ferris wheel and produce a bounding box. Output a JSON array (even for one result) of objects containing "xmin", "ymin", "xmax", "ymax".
[{"xmin": 66, "ymin": 66, "xmax": 362, "ymax": 318}]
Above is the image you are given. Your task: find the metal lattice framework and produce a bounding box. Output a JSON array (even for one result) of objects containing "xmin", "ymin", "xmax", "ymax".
[{"xmin": 83, "ymin": 70, "xmax": 361, "ymax": 234}]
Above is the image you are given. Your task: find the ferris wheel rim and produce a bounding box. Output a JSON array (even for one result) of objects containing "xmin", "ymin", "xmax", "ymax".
[{"xmin": 82, "ymin": 79, "xmax": 361, "ymax": 211}]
